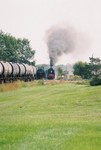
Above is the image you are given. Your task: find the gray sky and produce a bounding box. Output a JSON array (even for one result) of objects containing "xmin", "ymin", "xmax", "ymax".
[{"xmin": 0, "ymin": 0, "xmax": 101, "ymax": 65}]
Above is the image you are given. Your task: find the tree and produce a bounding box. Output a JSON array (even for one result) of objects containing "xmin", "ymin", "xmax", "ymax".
[
  {"xmin": 0, "ymin": 31, "xmax": 35, "ymax": 65},
  {"xmin": 17, "ymin": 38, "xmax": 35, "ymax": 64},
  {"xmin": 57, "ymin": 67, "xmax": 65, "ymax": 79},
  {"xmin": 36, "ymin": 64, "xmax": 50, "ymax": 70},
  {"xmin": 89, "ymin": 56, "xmax": 101, "ymax": 78},
  {"xmin": 73, "ymin": 61, "xmax": 91, "ymax": 79},
  {"xmin": 57, "ymin": 67, "xmax": 64, "ymax": 76},
  {"xmin": 89, "ymin": 56, "xmax": 101, "ymax": 85},
  {"xmin": 0, "ymin": 31, "xmax": 18, "ymax": 62}
]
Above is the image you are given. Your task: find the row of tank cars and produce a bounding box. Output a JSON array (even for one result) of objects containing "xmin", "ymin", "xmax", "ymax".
[
  {"xmin": 0, "ymin": 61, "xmax": 55, "ymax": 83},
  {"xmin": 0, "ymin": 61, "xmax": 36, "ymax": 83}
]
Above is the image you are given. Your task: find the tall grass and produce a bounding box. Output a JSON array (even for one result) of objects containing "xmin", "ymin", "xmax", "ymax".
[
  {"xmin": 0, "ymin": 81, "xmax": 19, "ymax": 92},
  {"xmin": 0, "ymin": 80, "xmax": 39, "ymax": 92},
  {"xmin": 0, "ymin": 80, "xmax": 89, "ymax": 92}
]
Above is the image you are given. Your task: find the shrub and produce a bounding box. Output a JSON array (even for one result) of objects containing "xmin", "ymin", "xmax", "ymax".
[
  {"xmin": 90, "ymin": 78, "xmax": 101, "ymax": 86},
  {"xmin": 37, "ymin": 80, "xmax": 45, "ymax": 85}
]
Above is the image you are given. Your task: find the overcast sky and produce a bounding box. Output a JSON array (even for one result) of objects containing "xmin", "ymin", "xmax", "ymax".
[{"xmin": 0, "ymin": 0, "xmax": 101, "ymax": 65}]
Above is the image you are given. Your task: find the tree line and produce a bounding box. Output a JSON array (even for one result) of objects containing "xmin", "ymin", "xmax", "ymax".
[
  {"xmin": 36, "ymin": 57, "xmax": 101, "ymax": 85},
  {"xmin": 0, "ymin": 30, "xmax": 35, "ymax": 65},
  {"xmin": 73, "ymin": 57, "xmax": 101, "ymax": 85}
]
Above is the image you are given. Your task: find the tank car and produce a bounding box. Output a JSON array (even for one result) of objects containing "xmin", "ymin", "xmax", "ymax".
[
  {"xmin": 9, "ymin": 62, "xmax": 20, "ymax": 80},
  {"xmin": 22, "ymin": 64, "xmax": 36, "ymax": 81},
  {"xmin": 0, "ymin": 61, "xmax": 13, "ymax": 83}
]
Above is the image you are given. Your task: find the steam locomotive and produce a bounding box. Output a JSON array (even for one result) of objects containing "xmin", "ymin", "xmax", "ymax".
[
  {"xmin": 36, "ymin": 67, "xmax": 55, "ymax": 80},
  {"xmin": 47, "ymin": 67, "xmax": 55, "ymax": 79},
  {"xmin": 0, "ymin": 61, "xmax": 36, "ymax": 83}
]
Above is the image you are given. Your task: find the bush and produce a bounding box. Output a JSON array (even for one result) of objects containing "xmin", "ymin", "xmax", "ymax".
[
  {"xmin": 37, "ymin": 80, "xmax": 45, "ymax": 85},
  {"xmin": 76, "ymin": 80, "xmax": 89, "ymax": 85},
  {"xmin": 69, "ymin": 75, "xmax": 81, "ymax": 81},
  {"xmin": 90, "ymin": 78, "xmax": 101, "ymax": 86}
]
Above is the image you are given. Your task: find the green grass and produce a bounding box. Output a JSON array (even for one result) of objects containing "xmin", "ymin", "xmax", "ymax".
[{"xmin": 0, "ymin": 82, "xmax": 101, "ymax": 150}]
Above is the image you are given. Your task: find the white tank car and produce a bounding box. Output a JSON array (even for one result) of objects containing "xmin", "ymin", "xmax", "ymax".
[
  {"xmin": 23, "ymin": 64, "xmax": 31, "ymax": 75},
  {"xmin": 6, "ymin": 62, "xmax": 12, "ymax": 75},
  {"xmin": 0, "ymin": 61, "xmax": 12, "ymax": 76},
  {"xmin": 23, "ymin": 64, "xmax": 36, "ymax": 76},
  {"xmin": 0, "ymin": 62, "xmax": 3, "ymax": 75},
  {"xmin": 28, "ymin": 65, "xmax": 34, "ymax": 75},
  {"xmin": 33, "ymin": 66, "xmax": 36, "ymax": 75},
  {"xmin": 17, "ymin": 63, "xmax": 26, "ymax": 76},
  {"xmin": 10, "ymin": 62, "xmax": 20, "ymax": 76}
]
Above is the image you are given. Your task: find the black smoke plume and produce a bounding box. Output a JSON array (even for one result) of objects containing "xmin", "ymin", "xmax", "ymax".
[{"xmin": 46, "ymin": 25, "xmax": 80, "ymax": 66}]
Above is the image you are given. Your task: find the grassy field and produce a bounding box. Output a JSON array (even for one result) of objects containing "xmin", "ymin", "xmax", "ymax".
[{"xmin": 0, "ymin": 81, "xmax": 101, "ymax": 150}]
